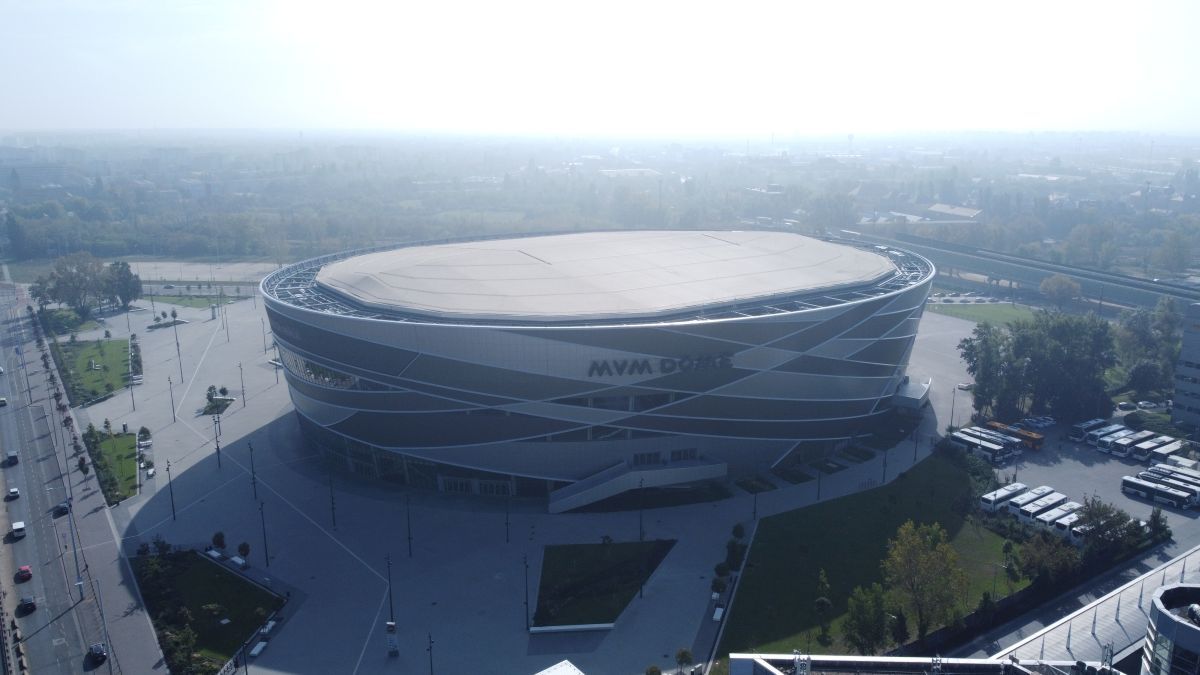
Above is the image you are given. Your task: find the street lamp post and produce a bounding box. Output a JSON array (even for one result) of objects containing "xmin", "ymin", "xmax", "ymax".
[
  {"xmin": 238, "ymin": 361, "xmax": 246, "ymax": 408},
  {"xmin": 167, "ymin": 375, "xmax": 176, "ymax": 423},
  {"xmin": 386, "ymin": 554, "xmax": 395, "ymax": 623},
  {"xmin": 249, "ymin": 441, "xmax": 258, "ymax": 500},
  {"xmin": 406, "ymin": 494, "xmax": 413, "ymax": 558},
  {"xmin": 638, "ymin": 478, "xmax": 645, "ymax": 542},
  {"xmin": 212, "ymin": 415, "xmax": 222, "ymax": 469},
  {"xmin": 167, "ymin": 461, "xmax": 177, "ymax": 521},
  {"xmin": 171, "ymin": 310, "xmax": 183, "ymax": 383},
  {"xmin": 427, "ymin": 633, "xmax": 434, "ymax": 675},
  {"xmin": 128, "ymin": 379, "xmax": 135, "ymax": 411},
  {"xmin": 329, "ymin": 476, "xmax": 336, "ymax": 529},
  {"xmin": 259, "ymin": 500, "xmax": 270, "ymax": 568},
  {"xmin": 950, "ymin": 386, "xmax": 958, "ymax": 430},
  {"xmin": 261, "ymin": 317, "xmax": 267, "ymax": 353},
  {"xmin": 523, "ymin": 554, "xmax": 530, "ymax": 630}
]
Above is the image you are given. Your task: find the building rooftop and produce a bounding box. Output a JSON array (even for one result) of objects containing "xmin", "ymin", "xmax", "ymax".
[{"xmin": 314, "ymin": 230, "xmax": 896, "ymax": 322}]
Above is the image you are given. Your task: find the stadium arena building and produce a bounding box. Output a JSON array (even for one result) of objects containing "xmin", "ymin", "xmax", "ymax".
[{"xmin": 261, "ymin": 230, "xmax": 934, "ymax": 512}]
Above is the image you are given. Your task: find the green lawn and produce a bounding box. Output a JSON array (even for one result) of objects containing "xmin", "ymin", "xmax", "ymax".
[
  {"xmin": 716, "ymin": 453, "xmax": 1026, "ymax": 664},
  {"xmin": 135, "ymin": 551, "xmax": 285, "ymax": 671},
  {"xmin": 146, "ymin": 293, "xmax": 249, "ymax": 309},
  {"xmin": 94, "ymin": 432, "xmax": 140, "ymax": 502},
  {"xmin": 534, "ymin": 540, "xmax": 675, "ymax": 626},
  {"xmin": 55, "ymin": 338, "xmax": 129, "ymax": 404},
  {"xmin": 927, "ymin": 302, "xmax": 1037, "ymax": 324}
]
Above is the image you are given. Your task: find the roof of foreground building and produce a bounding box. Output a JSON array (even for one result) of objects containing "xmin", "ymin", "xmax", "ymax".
[{"xmin": 314, "ymin": 230, "xmax": 896, "ymax": 322}]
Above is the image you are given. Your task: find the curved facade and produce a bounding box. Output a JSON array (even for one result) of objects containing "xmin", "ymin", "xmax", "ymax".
[{"xmin": 262, "ymin": 231, "xmax": 934, "ymax": 500}]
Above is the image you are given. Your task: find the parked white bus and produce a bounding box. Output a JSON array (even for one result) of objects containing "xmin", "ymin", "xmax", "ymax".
[
  {"xmin": 1019, "ymin": 493, "xmax": 1068, "ymax": 523},
  {"xmin": 1150, "ymin": 441, "xmax": 1185, "ymax": 466},
  {"xmin": 1054, "ymin": 512, "xmax": 1082, "ymax": 539},
  {"xmin": 1133, "ymin": 436, "xmax": 1175, "ymax": 462},
  {"xmin": 1086, "ymin": 424, "xmax": 1126, "ymax": 446},
  {"xmin": 980, "ymin": 483, "xmax": 1028, "ymax": 513},
  {"xmin": 1112, "ymin": 431, "xmax": 1156, "ymax": 458},
  {"xmin": 1069, "ymin": 418, "xmax": 1109, "ymax": 442},
  {"xmin": 1007, "ymin": 486, "xmax": 1055, "ymax": 516},
  {"xmin": 1036, "ymin": 502, "xmax": 1082, "ymax": 530},
  {"xmin": 1122, "ymin": 475, "xmax": 1191, "ymax": 509},
  {"xmin": 1097, "ymin": 429, "xmax": 1136, "ymax": 452}
]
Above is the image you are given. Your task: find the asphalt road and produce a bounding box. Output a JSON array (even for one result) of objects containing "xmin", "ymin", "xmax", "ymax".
[{"xmin": 0, "ymin": 286, "xmax": 115, "ymax": 674}]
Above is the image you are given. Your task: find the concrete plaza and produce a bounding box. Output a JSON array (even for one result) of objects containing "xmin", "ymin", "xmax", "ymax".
[{"xmin": 60, "ymin": 296, "xmax": 976, "ymax": 675}]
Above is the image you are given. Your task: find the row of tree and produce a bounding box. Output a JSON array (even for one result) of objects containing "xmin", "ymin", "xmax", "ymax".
[
  {"xmin": 29, "ymin": 252, "xmax": 143, "ymax": 318},
  {"xmin": 958, "ymin": 310, "xmax": 1116, "ymax": 422}
]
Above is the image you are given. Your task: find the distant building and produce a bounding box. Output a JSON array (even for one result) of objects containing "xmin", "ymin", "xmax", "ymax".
[
  {"xmin": 1173, "ymin": 303, "xmax": 1200, "ymax": 429},
  {"xmin": 926, "ymin": 203, "xmax": 983, "ymax": 220}
]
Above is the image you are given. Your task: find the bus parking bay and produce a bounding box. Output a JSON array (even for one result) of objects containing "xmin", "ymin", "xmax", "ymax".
[{"xmin": 995, "ymin": 425, "xmax": 1200, "ymax": 552}]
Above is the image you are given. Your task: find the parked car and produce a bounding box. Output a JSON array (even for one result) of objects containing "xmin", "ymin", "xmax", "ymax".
[
  {"xmin": 6, "ymin": 488, "xmax": 19, "ymax": 500},
  {"xmin": 18, "ymin": 597, "xmax": 36, "ymax": 612},
  {"xmin": 1118, "ymin": 401, "xmax": 1137, "ymax": 411},
  {"xmin": 15, "ymin": 565, "xmax": 32, "ymax": 581},
  {"xmin": 88, "ymin": 643, "xmax": 108, "ymax": 664},
  {"xmin": 1137, "ymin": 401, "xmax": 1158, "ymax": 409},
  {"xmin": 52, "ymin": 501, "xmax": 70, "ymax": 517}
]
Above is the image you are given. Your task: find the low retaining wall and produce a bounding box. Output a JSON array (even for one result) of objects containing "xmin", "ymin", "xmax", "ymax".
[{"xmin": 529, "ymin": 623, "xmax": 615, "ymax": 634}]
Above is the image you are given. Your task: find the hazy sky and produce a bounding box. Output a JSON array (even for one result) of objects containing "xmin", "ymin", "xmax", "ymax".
[{"xmin": 4, "ymin": 0, "xmax": 1198, "ymax": 136}]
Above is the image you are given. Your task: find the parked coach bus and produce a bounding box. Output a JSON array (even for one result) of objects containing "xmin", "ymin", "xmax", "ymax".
[
  {"xmin": 1087, "ymin": 424, "xmax": 1126, "ymax": 446},
  {"xmin": 1036, "ymin": 502, "xmax": 1082, "ymax": 530},
  {"xmin": 1122, "ymin": 475, "xmax": 1191, "ymax": 509},
  {"xmin": 986, "ymin": 421, "xmax": 1045, "ymax": 450},
  {"xmin": 1054, "ymin": 512, "xmax": 1082, "ymax": 539},
  {"xmin": 1112, "ymin": 431, "xmax": 1156, "ymax": 458},
  {"xmin": 1133, "ymin": 437, "xmax": 1175, "ymax": 462},
  {"xmin": 1070, "ymin": 418, "xmax": 1109, "ymax": 442},
  {"xmin": 1097, "ymin": 429, "xmax": 1136, "ymax": 452},
  {"xmin": 980, "ymin": 483, "xmax": 1028, "ymax": 513},
  {"xmin": 1150, "ymin": 441, "xmax": 1185, "ymax": 466},
  {"xmin": 1007, "ymin": 486, "xmax": 1055, "ymax": 516},
  {"xmin": 1019, "ymin": 493, "xmax": 1068, "ymax": 523}
]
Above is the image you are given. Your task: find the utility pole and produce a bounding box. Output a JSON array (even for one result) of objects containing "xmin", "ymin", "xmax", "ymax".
[
  {"xmin": 171, "ymin": 311, "xmax": 184, "ymax": 383},
  {"xmin": 167, "ymin": 376, "xmax": 176, "ymax": 423},
  {"xmin": 261, "ymin": 317, "xmax": 267, "ymax": 353},
  {"xmin": 238, "ymin": 362, "xmax": 246, "ymax": 407},
  {"xmin": 386, "ymin": 554, "xmax": 395, "ymax": 623},
  {"xmin": 249, "ymin": 441, "xmax": 258, "ymax": 500},
  {"xmin": 329, "ymin": 476, "xmax": 337, "ymax": 529},
  {"xmin": 273, "ymin": 343, "xmax": 280, "ymax": 385},
  {"xmin": 16, "ymin": 346, "xmax": 31, "ymax": 404},
  {"xmin": 259, "ymin": 501, "xmax": 270, "ymax": 568},
  {"xmin": 523, "ymin": 554, "xmax": 530, "ymax": 630},
  {"xmin": 128, "ymin": 379, "xmax": 135, "ymax": 411},
  {"xmin": 167, "ymin": 461, "xmax": 177, "ymax": 521},
  {"xmin": 504, "ymin": 494, "xmax": 510, "ymax": 544}
]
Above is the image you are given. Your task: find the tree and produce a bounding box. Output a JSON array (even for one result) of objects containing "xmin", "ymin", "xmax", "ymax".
[
  {"xmin": 105, "ymin": 261, "xmax": 143, "ymax": 309},
  {"xmin": 890, "ymin": 607, "xmax": 910, "ymax": 645},
  {"xmin": 77, "ymin": 456, "xmax": 89, "ymax": 477},
  {"xmin": 674, "ymin": 648, "xmax": 693, "ymax": 674},
  {"xmin": 237, "ymin": 541, "xmax": 251, "ymax": 558},
  {"xmin": 212, "ymin": 531, "xmax": 226, "ymax": 550},
  {"xmin": 45, "ymin": 252, "xmax": 106, "ymax": 318},
  {"xmin": 646, "ymin": 667, "xmax": 662, "ymax": 675},
  {"xmin": 814, "ymin": 596, "xmax": 833, "ymax": 641},
  {"xmin": 844, "ymin": 583, "xmax": 889, "ymax": 655},
  {"xmin": 206, "ymin": 385, "xmax": 217, "ymax": 402},
  {"xmin": 1155, "ymin": 230, "xmax": 1191, "ymax": 274},
  {"xmin": 1149, "ymin": 507, "xmax": 1171, "ymax": 541},
  {"xmin": 1019, "ymin": 532, "xmax": 1081, "ymax": 586},
  {"xmin": 881, "ymin": 521, "xmax": 967, "ymax": 640},
  {"xmin": 1127, "ymin": 360, "xmax": 1162, "ymax": 397},
  {"xmin": 1039, "ymin": 274, "xmax": 1081, "ymax": 311},
  {"xmin": 138, "ymin": 426, "xmax": 151, "ymax": 441}
]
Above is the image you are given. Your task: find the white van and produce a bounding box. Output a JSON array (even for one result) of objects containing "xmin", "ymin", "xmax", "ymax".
[{"xmin": 11, "ymin": 521, "xmax": 26, "ymax": 538}]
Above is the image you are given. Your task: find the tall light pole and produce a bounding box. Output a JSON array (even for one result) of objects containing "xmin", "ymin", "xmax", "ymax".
[
  {"xmin": 166, "ymin": 461, "xmax": 177, "ymax": 521},
  {"xmin": 427, "ymin": 633, "xmax": 434, "ymax": 675},
  {"xmin": 16, "ymin": 346, "xmax": 31, "ymax": 404},
  {"xmin": 329, "ymin": 476, "xmax": 337, "ymax": 529},
  {"xmin": 406, "ymin": 494, "xmax": 413, "ymax": 558},
  {"xmin": 249, "ymin": 442, "xmax": 258, "ymax": 500},
  {"xmin": 386, "ymin": 554, "xmax": 395, "ymax": 624},
  {"xmin": 523, "ymin": 554, "xmax": 530, "ymax": 630},
  {"xmin": 260, "ymin": 318, "xmax": 267, "ymax": 353},
  {"xmin": 238, "ymin": 362, "xmax": 246, "ymax": 408},
  {"xmin": 273, "ymin": 343, "xmax": 280, "ymax": 385},
  {"xmin": 213, "ymin": 415, "xmax": 222, "ymax": 469},
  {"xmin": 167, "ymin": 375, "xmax": 176, "ymax": 423},
  {"xmin": 259, "ymin": 500, "xmax": 270, "ymax": 568},
  {"xmin": 950, "ymin": 386, "xmax": 958, "ymax": 431},
  {"xmin": 171, "ymin": 309, "xmax": 184, "ymax": 382},
  {"xmin": 638, "ymin": 478, "xmax": 645, "ymax": 542},
  {"xmin": 128, "ymin": 378, "xmax": 135, "ymax": 411}
]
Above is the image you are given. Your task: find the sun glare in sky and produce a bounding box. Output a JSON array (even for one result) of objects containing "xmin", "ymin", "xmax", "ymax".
[{"xmin": 4, "ymin": 0, "xmax": 1198, "ymax": 135}]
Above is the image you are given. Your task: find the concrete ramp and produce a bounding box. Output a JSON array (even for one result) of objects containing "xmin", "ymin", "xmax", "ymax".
[{"xmin": 548, "ymin": 458, "xmax": 727, "ymax": 513}]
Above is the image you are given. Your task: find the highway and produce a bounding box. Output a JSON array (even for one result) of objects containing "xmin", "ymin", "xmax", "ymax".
[{"xmin": 0, "ymin": 284, "xmax": 111, "ymax": 674}]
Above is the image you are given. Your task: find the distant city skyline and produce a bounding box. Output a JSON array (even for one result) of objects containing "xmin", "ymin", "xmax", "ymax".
[{"xmin": 4, "ymin": 0, "xmax": 1199, "ymax": 137}]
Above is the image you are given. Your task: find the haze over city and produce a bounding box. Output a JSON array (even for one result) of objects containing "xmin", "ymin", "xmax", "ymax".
[{"xmin": 5, "ymin": 0, "xmax": 1200, "ymax": 136}]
